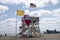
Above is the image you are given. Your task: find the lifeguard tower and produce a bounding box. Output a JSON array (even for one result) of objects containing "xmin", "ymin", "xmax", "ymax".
[{"xmin": 18, "ymin": 15, "xmax": 41, "ymax": 38}]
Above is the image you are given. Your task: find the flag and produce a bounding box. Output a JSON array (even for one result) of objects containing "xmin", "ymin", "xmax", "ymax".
[
  {"xmin": 24, "ymin": 20, "xmax": 31, "ymax": 26},
  {"xmin": 30, "ymin": 3, "xmax": 36, "ymax": 8},
  {"xmin": 17, "ymin": 10, "xmax": 24, "ymax": 16}
]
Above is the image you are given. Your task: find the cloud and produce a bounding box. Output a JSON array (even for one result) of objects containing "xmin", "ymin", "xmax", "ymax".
[
  {"xmin": 0, "ymin": 0, "xmax": 60, "ymax": 8},
  {"xmin": 40, "ymin": 17, "xmax": 60, "ymax": 32},
  {"xmin": 29, "ymin": 9, "xmax": 51, "ymax": 17},
  {"xmin": 0, "ymin": 18, "xmax": 21, "ymax": 34},
  {"xmin": 0, "ymin": 5, "xmax": 8, "ymax": 13},
  {"xmin": 40, "ymin": 17, "xmax": 59, "ymax": 23},
  {"xmin": 51, "ymin": 0, "xmax": 59, "ymax": 5},
  {"xmin": 0, "ymin": 5, "xmax": 8, "ymax": 19},
  {"xmin": 25, "ymin": 8, "xmax": 60, "ymax": 18},
  {"xmin": 23, "ymin": 0, "xmax": 60, "ymax": 8},
  {"xmin": 52, "ymin": 8, "xmax": 60, "ymax": 17},
  {"xmin": 23, "ymin": 0, "xmax": 50, "ymax": 8},
  {"xmin": 0, "ymin": 0, "xmax": 23, "ymax": 5},
  {"xmin": 0, "ymin": 14, "xmax": 7, "ymax": 19},
  {"xmin": 24, "ymin": 10, "xmax": 30, "ymax": 15}
]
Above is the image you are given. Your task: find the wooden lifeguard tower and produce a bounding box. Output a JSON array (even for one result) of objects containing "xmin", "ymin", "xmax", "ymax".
[{"xmin": 19, "ymin": 15, "xmax": 41, "ymax": 38}]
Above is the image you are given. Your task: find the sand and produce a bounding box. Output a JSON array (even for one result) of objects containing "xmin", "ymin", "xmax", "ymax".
[{"xmin": 0, "ymin": 33, "xmax": 60, "ymax": 40}]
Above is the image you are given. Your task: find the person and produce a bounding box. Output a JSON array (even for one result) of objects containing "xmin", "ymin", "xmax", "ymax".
[
  {"xmin": 5, "ymin": 33, "xmax": 7, "ymax": 37},
  {"xmin": 0, "ymin": 34, "xmax": 2, "ymax": 40},
  {"xmin": 1, "ymin": 34, "xmax": 2, "ymax": 37}
]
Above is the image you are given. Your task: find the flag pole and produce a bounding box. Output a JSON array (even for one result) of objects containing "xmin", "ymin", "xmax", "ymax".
[
  {"xmin": 38, "ymin": 18, "xmax": 41, "ymax": 37},
  {"xmin": 16, "ymin": 10, "xmax": 17, "ymax": 37}
]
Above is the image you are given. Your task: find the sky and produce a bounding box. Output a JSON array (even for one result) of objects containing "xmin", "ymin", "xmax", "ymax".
[{"xmin": 0, "ymin": 0, "xmax": 60, "ymax": 35}]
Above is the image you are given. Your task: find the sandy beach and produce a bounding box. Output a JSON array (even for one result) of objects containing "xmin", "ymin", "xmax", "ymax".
[{"xmin": 0, "ymin": 33, "xmax": 60, "ymax": 40}]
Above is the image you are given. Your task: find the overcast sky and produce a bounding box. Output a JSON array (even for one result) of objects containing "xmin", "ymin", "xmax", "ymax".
[{"xmin": 0, "ymin": 0, "xmax": 60, "ymax": 35}]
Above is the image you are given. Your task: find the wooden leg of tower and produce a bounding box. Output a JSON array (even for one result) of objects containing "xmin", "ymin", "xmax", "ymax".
[
  {"xmin": 38, "ymin": 24, "xmax": 41, "ymax": 37},
  {"xmin": 31, "ymin": 26, "xmax": 36, "ymax": 37}
]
